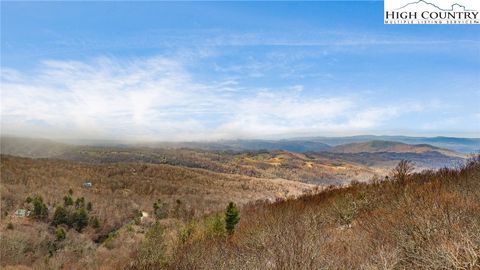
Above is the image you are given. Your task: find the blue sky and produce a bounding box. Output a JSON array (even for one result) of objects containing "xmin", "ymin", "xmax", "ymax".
[{"xmin": 1, "ymin": 1, "xmax": 479, "ymax": 141}]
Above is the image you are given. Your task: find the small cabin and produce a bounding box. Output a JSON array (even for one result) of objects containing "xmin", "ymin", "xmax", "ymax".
[
  {"xmin": 83, "ymin": 181, "xmax": 93, "ymax": 188},
  {"xmin": 15, "ymin": 209, "xmax": 30, "ymax": 217}
]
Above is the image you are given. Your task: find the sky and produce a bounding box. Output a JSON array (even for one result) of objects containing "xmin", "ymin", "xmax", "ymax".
[{"xmin": 1, "ymin": 1, "xmax": 479, "ymax": 141}]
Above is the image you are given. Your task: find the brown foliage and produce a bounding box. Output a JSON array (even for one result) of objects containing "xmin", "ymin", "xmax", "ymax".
[
  {"xmin": 165, "ymin": 157, "xmax": 480, "ymax": 270},
  {"xmin": 0, "ymin": 154, "xmax": 311, "ymax": 269}
]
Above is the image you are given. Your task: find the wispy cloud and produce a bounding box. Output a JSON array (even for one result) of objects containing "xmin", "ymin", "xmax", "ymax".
[{"xmin": 1, "ymin": 56, "xmax": 433, "ymax": 141}]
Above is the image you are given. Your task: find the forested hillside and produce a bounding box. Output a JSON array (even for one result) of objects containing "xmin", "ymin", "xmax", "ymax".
[
  {"xmin": 133, "ymin": 156, "xmax": 480, "ymax": 269},
  {"xmin": 0, "ymin": 155, "xmax": 313, "ymax": 269}
]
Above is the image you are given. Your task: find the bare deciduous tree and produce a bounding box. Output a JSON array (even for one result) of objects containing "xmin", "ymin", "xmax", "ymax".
[{"xmin": 391, "ymin": 160, "xmax": 414, "ymax": 182}]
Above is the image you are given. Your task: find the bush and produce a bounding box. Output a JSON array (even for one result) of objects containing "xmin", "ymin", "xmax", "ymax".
[
  {"xmin": 207, "ymin": 214, "xmax": 226, "ymax": 237},
  {"xmin": 90, "ymin": 216, "xmax": 100, "ymax": 229},
  {"xmin": 103, "ymin": 230, "xmax": 119, "ymax": 249},
  {"xmin": 179, "ymin": 222, "xmax": 195, "ymax": 244},
  {"xmin": 55, "ymin": 228, "xmax": 66, "ymax": 241},
  {"xmin": 6, "ymin": 222, "xmax": 14, "ymax": 230},
  {"xmin": 129, "ymin": 222, "xmax": 167, "ymax": 268},
  {"xmin": 153, "ymin": 199, "xmax": 168, "ymax": 219}
]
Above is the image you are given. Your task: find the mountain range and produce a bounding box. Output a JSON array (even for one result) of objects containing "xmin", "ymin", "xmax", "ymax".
[{"xmin": 1, "ymin": 135, "xmax": 473, "ymax": 185}]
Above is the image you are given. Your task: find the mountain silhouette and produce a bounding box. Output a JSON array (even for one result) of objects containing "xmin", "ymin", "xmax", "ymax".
[{"xmin": 395, "ymin": 0, "xmax": 474, "ymax": 11}]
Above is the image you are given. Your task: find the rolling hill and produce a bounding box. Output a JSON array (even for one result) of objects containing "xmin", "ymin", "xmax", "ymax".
[
  {"xmin": 330, "ymin": 140, "xmax": 464, "ymax": 158},
  {"xmin": 0, "ymin": 154, "xmax": 315, "ymax": 268},
  {"xmin": 298, "ymin": 135, "xmax": 480, "ymax": 153},
  {"xmin": 0, "ymin": 136, "xmax": 468, "ymax": 184}
]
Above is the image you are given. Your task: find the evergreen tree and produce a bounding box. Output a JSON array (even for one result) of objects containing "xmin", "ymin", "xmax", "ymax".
[
  {"xmin": 32, "ymin": 196, "xmax": 48, "ymax": 220},
  {"xmin": 225, "ymin": 202, "xmax": 240, "ymax": 236},
  {"xmin": 71, "ymin": 208, "xmax": 88, "ymax": 232},
  {"xmin": 75, "ymin": 197, "xmax": 85, "ymax": 209},
  {"xmin": 63, "ymin": 195, "xmax": 73, "ymax": 207},
  {"xmin": 52, "ymin": 206, "xmax": 69, "ymax": 226}
]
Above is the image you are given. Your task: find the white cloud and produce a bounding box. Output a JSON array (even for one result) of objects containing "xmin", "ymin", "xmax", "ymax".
[{"xmin": 1, "ymin": 56, "xmax": 425, "ymax": 141}]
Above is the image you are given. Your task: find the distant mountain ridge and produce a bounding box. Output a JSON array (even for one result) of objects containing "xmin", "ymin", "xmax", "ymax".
[
  {"xmin": 0, "ymin": 136, "xmax": 469, "ymax": 183},
  {"xmin": 177, "ymin": 139, "xmax": 332, "ymax": 153},
  {"xmin": 2, "ymin": 135, "xmax": 478, "ymax": 155},
  {"xmin": 330, "ymin": 140, "xmax": 464, "ymax": 158},
  {"xmin": 292, "ymin": 135, "xmax": 480, "ymax": 153}
]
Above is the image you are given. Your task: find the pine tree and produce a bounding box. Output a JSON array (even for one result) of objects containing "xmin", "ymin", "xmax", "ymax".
[
  {"xmin": 225, "ymin": 202, "xmax": 240, "ymax": 236},
  {"xmin": 52, "ymin": 206, "xmax": 69, "ymax": 226},
  {"xmin": 63, "ymin": 195, "xmax": 73, "ymax": 207},
  {"xmin": 71, "ymin": 208, "xmax": 88, "ymax": 232},
  {"xmin": 75, "ymin": 197, "xmax": 85, "ymax": 209},
  {"xmin": 32, "ymin": 196, "xmax": 48, "ymax": 220}
]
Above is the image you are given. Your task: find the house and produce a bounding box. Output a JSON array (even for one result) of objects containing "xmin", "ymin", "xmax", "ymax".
[
  {"xmin": 14, "ymin": 209, "xmax": 30, "ymax": 217},
  {"xmin": 83, "ymin": 181, "xmax": 93, "ymax": 188}
]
